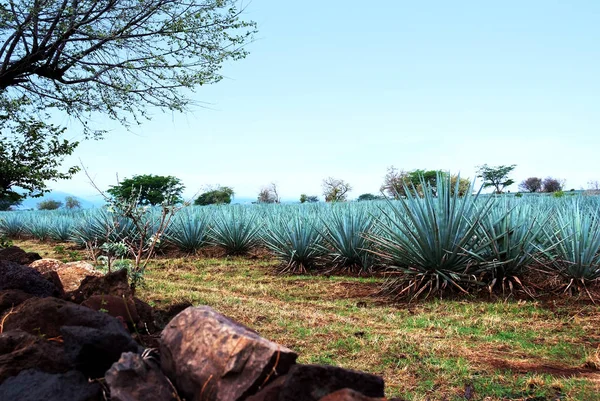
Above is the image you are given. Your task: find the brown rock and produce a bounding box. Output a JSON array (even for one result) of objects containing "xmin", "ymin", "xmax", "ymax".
[
  {"xmin": 82, "ymin": 295, "xmax": 140, "ymax": 327},
  {"xmin": 318, "ymin": 389, "xmax": 387, "ymax": 401},
  {"xmin": 277, "ymin": 364, "xmax": 385, "ymax": 401},
  {"xmin": 42, "ymin": 270, "xmax": 66, "ymax": 297},
  {"xmin": 0, "ymin": 246, "xmax": 41, "ymax": 265},
  {"xmin": 69, "ymin": 268, "xmax": 131, "ymax": 303},
  {"xmin": 29, "ymin": 258, "xmax": 64, "ymax": 273},
  {"xmin": 0, "ymin": 330, "xmax": 71, "ymax": 384},
  {"xmin": 0, "ymin": 289, "xmax": 35, "ymax": 315},
  {"xmin": 246, "ymin": 375, "xmax": 287, "ymax": 401},
  {"xmin": 161, "ymin": 306, "xmax": 298, "ymax": 401},
  {"xmin": 134, "ymin": 297, "xmax": 158, "ymax": 332},
  {"xmin": 105, "ymin": 352, "xmax": 179, "ymax": 401}
]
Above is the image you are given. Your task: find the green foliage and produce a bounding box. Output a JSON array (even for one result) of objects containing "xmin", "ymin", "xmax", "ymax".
[
  {"xmin": 0, "ymin": 235, "xmax": 12, "ymax": 248},
  {"xmin": 357, "ymin": 193, "xmax": 383, "ymax": 202},
  {"xmin": 553, "ymin": 190, "xmax": 565, "ymax": 198},
  {"xmin": 65, "ymin": 196, "xmax": 81, "ymax": 209},
  {"xmin": 0, "ymin": 117, "xmax": 79, "ymax": 206},
  {"xmin": 381, "ymin": 167, "xmax": 470, "ymax": 198},
  {"xmin": 37, "ymin": 200, "xmax": 63, "ymax": 210},
  {"xmin": 300, "ymin": 194, "xmax": 319, "ymax": 203},
  {"xmin": 195, "ymin": 186, "xmax": 234, "ymax": 206},
  {"xmin": 107, "ymin": 175, "xmax": 184, "ymax": 206},
  {"xmin": 476, "ymin": 164, "xmax": 516, "ymax": 194}
]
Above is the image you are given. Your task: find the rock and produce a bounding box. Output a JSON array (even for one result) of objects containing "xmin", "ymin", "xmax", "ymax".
[
  {"xmin": 69, "ymin": 268, "xmax": 131, "ymax": 303},
  {"xmin": 245, "ymin": 376, "xmax": 287, "ymax": 401},
  {"xmin": 161, "ymin": 306, "xmax": 298, "ymax": 401},
  {"xmin": 318, "ymin": 388, "xmax": 388, "ymax": 401},
  {"xmin": 42, "ymin": 270, "xmax": 66, "ymax": 297},
  {"xmin": 0, "ymin": 260, "xmax": 61, "ymax": 297},
  {"xmin": 134, "ymin": 297, "xmax": 158, "ymax": 332},
  {"xmin": 0, "ymin": 369, "xmax": 101, "ymax": 401},
  {"xmin": 82, "ymin": 295, "xmax": 140, "ymax": 328},
  {"xmin": 154, "ymin": 301, "xmax": 193, "ymax": 329},
  {"xmin": 0, "ymin": 330, "xmax": 71, "ymax": 384},
  {"xmin": 0, "ymin": 246, "xmax": 41, "ymax": 265},
  {"xmin": 29, "ymin": 258, "xmax": 64, "ymax": 273},
  {"xmin": 30, "ymin": 259, "xmax": 102, "ymax": 292},
  {"xmin": 1, "ymin": 297, "xmax": 141, "ymax": 378},
  {"xmin": 277, "ymin": 364, "xmax": 385, "ymax": 401},
  {"xmin": 0, "ymin": 289, "xmax": 34, "ymax": 315},
  {"xmin": 61, "ymin": 326, "xmax": 142, "ymax": 378},
  {"xmin": 105, "ymin": 352, "xmax": 179, "ymax": 401}
]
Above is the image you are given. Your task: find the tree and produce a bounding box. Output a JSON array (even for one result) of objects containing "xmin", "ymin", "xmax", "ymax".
[
  {"xmin": 450, "ymin": 175, "xmax": 471, "ymax": 197},
  {"xmin": 357, "ymin": 193, "xmax": 382, "ymax": 201},
  {"xmin": 519, "ymin": 177, "xmax": 542, "ymax": 193},
  {"xmin": 0, "ymin": 117, "xmax": 79, "ymax": 208},
  {"xmin": 107, "ymin": 175, "xmax": 184, "ymax": 206},
  {"xmin": 322, "ymin": 177, "xmax": 352, "ymax": 202},
  {"xmin": 37, "ymin": 199, "xmax": 62, "ymax": 210},
  {"xmin": 0, "ymin": 0, "xmax": 257, "ymax": 136},
  {"xmin": 257, "ymin": 183, "xmax": 279, "ymax": 204},
  {"xmin": 300, "ymin": 194, "xmax": 318, "ymax": 203},
  {"xmin": 476, "ymin": 164, "xmax": 516, "ymax": 194},
  {"xmin": 380, "ymin": 166, "xmax": 410, "ymax": 198},
  {"xmin": 194, "ymin": 186, "xmax": 234, "ymax": 206},
  {"xmin": 542, "ymin": 177, "xmax": 564, "ymax": 193},
  {"xmin": 65, "ymin": 196, "xmax": 81, "ymax": 209}
]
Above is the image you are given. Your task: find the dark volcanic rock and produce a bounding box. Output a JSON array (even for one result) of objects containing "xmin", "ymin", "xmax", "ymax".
[
  {"xmin": 161, "ymin": 305, "xmax": 298, "ymax": 401},
  {"xmin": 245, "ymin": 376, "xmax": 287, "ymax": 401},
  {"xmin": 277, "ymin": 364, "xmax": 385, "ymax": 401},
  {"xmin": 61, "ymin": 325, "xmax": 141, "ymax": 378},
  {"xmin": 0, "ymin": 260, "xmax": 61, "ymax": 297},
  {"xmin": 0, "ymin": 369, "xmax": 101, "ymax": 401},
  {"xmin": 133, "ymin": 297, "xmax": 158, "ymax": 332},
  {"xmin": 82, "ymin": 295, "xmax": 140, "ymax": 327},
  {"xmin": 42, "ymin": 270, "xmax": 66, "ymax": 297},
  {"xmin": 0, "ymin": 289, "xmax": 35, "ymax": 315},
  {"xmin": 318, "ymin": 388, "xmax": 389, "ymax": 401},
  {"xmin": 0, "ymin": 330, "xmax": 71, "ymax": 384},
  {"xmin": 105, "ymin": 352, "xmax": 179, "ymax": 401},
  {"xmin": 0, "ymin": 246, "xmax": 41, "ymax": 265},
  {"xmin": 68, "ymin": 268, "xmax": 131, "ymax": 303}
]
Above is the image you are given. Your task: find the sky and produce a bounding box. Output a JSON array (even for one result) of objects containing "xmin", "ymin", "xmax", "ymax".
[{"xmin": 50, "ymin": 0, "xmax": 600, "ymax": 202}]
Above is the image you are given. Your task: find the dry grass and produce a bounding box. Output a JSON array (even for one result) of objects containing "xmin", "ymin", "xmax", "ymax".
[{"xmin": 12, "ymin": 240, "xmax": 600, "ymax": 400}]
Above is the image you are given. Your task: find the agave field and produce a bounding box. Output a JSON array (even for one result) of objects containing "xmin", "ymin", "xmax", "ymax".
[{"xmin": 2, "ymin": 177, "xmax": 600, "ymax": 300}]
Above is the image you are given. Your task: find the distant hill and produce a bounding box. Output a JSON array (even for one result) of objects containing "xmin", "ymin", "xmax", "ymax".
[{"xmin": 17, "ymin": 191, "xmax": 104, "ymax": 210}]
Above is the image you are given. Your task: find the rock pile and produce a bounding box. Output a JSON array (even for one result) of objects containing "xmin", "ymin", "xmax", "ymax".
[{"xmin": 0, "ymin": 246, "xmax": 401, "ymax": 401}]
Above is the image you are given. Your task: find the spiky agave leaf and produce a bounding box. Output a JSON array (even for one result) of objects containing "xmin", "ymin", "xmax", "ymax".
[
  {"xmin": 25, "ymin": 215, "xmax": 53, "ymax": 240},
  {"xmin": 0, "ymin": 212, "xmax": 26, "ymax": 237},
  {"xmin": 165, "ymin": 208, "xmax": 209, "ymax": 252},
  {"xmin": 209, "ymin": 208, "xmax": 262, "ymax": 255},
  {"xmin": 547, "ymin": 202, "xmax": 600, "ymax": 283},
  {"xmin": 49, "ymin": 216, "xmax": 75, "ymax": 241},
  {"xmin": 263, "ymin": 214, "xmax": 324, "ymax": 273},
  {"xmin": 319, "ymin": 205, "xmax": 376, "ymax": 273},
  {"xmin": 368, "ymin": 173, "xmax": 493, "ymax": 299}
]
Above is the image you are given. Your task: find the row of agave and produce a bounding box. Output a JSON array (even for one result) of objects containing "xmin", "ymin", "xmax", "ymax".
[{"xmin": 2, "ymin": 175, "xmax": 600, "ymax": 299}]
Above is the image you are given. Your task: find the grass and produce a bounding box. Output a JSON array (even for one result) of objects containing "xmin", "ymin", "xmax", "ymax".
[{"xmin": 12, "ymin": 240, "xmax": 600, "ymax": 400}]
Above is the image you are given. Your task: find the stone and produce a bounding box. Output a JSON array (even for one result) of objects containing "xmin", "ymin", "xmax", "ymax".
[
  {"xmin": 0, "ymin": 246, "xmax": 41, "ymax": 265},
  {"xmin": 0, "ymin": 289, "xmax": 35, "ymax": 315},
  {"xmin": 30, "ymin": 259, "xmax": 102, "ymax": 292},
  {"xmin": 69, "ymin": 268, "xmax": 131, "ymax": 303},
  {"xmin": 245, "ymin": 375, "xmax": 287, "ymax": 401},
  {"xmin": 133, "ymin": 297, "xmax": 158, "ymax": 332},
  {"xmin": 42, "ymin": 270, "xmax": 66, "ymax": 297},
  {"xmin": 277, "ymin": 364, "xmax": 385, "ymax": 401},
  {"xmin": 0, "ymin": 330, "xmax": 71, "ymax": 384},
  {"xmin": 0, "ymin": 260, "xmax": 61, "ymax": 297},
  {"xmin": 105, "ymin": 352, "xmax": 179, "ymax": 401},
  {"xmin": 29, "ymin": 258, "xmax": 64, "ymax": 273},
  {"xmin": 318, "ymin": 388, "xmax": 388, "ymax": 401},
  {"xmin": 82, "ymin": 295, "xmax": 140, "ymax": 327},
  {"xmin": 161, "ymin": 306, "xmax": 298, "ymax": 401},
  {"xmin": 61, "ymin": 326, "xmax": 142, "ymax": 378},
  {"xmin": 0, "ymin": 369, "xmax": 101, "ymax": 401}
]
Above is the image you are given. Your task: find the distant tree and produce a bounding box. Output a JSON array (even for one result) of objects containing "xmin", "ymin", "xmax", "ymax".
[
  {"xmin": 588, "ymin": 180, "xmax": 600, "ymax": 191},
  {"xmin": 450, "ymin": 175, "xmax": 472, "ymax": 196},
  {"xmin": 107, "ymin": 175, "xmax": 184, "ymax": 206},
  {"xmin": 300, "ymin": 195, "xmax": 319, "ymax": 203},
  {"xmin": 476, "ymin": 164, "xmax": 517, "ymax": 194},
  {"xmin": 542, "ymin": 177, "xmax": 564, "ymax": 193},
  {"xmin": 322, "ymin": 177, "xmax": 352, "ymax": 202},
  {"xmin": 38, "ymin": 199, "xmax": 63, "ymax": 210},
  {"xmin": 519, "ymin": 177, "xmax": 543, "ymax": 193},
  {"xmin": 357, "ymin": 193, "xmax": 382, "ymax": 201},
  {"xmin": 195, "ymin": 186, "xmax": 234, "ymax": 206},
  {"xmin": 300, "ymin": 194, "xmax": 308, "ymax": 203},
  {"xmin": 380, "ymin": 166, "xmax": 411, "ymax": 198},
  {"xmin": 257, "ymin": 183, "xmax": 280, "ymax": 204},
  {"xmin": 1, "ymin": 118, "xmax": 79, "ymax": 209},
  {"xmin": 65, "ymin": 196, "xmax": 81, "ymax": 209}
]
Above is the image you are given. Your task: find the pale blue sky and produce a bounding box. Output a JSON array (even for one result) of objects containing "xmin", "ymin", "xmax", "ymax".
[{"xmin": 54, "ymin": 0, "xmax": 600, "ymax": 201}]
